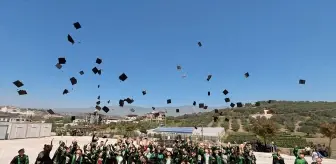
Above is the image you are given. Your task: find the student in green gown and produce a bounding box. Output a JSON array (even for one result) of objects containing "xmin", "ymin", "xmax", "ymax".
[{"xmin": 10, "ymin": 148, "xmax": 29, "ymax": 164}]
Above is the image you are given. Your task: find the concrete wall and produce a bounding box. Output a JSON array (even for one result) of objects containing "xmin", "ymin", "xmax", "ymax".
[{"xmin": 0, "ymin": 122, "xmax": 52, "ymax": 140}]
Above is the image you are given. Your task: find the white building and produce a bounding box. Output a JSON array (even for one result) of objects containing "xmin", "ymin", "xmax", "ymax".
[
  {"xmin": 0, "ymin": 106, "xmax": 35, "ymax": 116},
  {"xmin": 125, "ymin": 114, "xmax": 138, "ymax": 121},
  {"xmin": 72, "ymin": 118, "xmax": 86, "ymax": 124}
]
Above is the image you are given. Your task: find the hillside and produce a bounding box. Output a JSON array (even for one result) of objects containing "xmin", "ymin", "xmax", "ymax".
[{"xmin": 166, "ymin": 101, "xmax": 336, "ymax": 135}]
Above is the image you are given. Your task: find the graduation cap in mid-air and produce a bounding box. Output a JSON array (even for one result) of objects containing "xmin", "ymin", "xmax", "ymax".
[
  {"xmin": 152, "ymin": 107, "xmax": 155, "ymax": 110},
  {"xmin": 58, "ymin": 58, "xmax": 66, "ymax": 65},
  {"xmin": 67, "ymin": 34, "xmax": 75, "ymax": 44},
  {"xmin": 102, "ymin": 106, "xmax": 109, "ymax": 113},
  {"xmin": 223, "ymin": 89, "xmax": 229, "ymax": 95},
  {"xmin": 299, "ymin": 79, "xmax": 306, "ymax": 85},
  {"xmin": 177, "ymin": 65, "xmax": 181, "ymax": 70},
  {"xmin": 176, "ymin": 109, "xmax": 179, "ymax": 113},
  {"xmin": 237, "ymin": 102, "xmax": 243, "ymax": 108},
  {"xmin": 244, "ymin": 72, "xmax": 250, "ymax": 78},
  {"xmin": 107, "ymin": 100, "xmax": 110, "ymax": 104},
  {"xmin": 79, "ymin": 71, "xmax": 84, "ymax": 75},
  {"xmin": 119, "ymin": 73, "xmax": 128, "ymax": 81},
  {"xmin": 96, "ymin": 101, "xmax": 101, "ymax": 105},
  {"xmin": 55, "ymin": 63, "xmax": 62, "ymax": 69},
  {"xmin": 13, "ymin": 80, "xmax": 24, "ymax": 88},
  {"xmin": 124, "ymin": 98, "xmax": 134, "ymax": 104},
  {"xmin": 230, "ymin": 103, "xmax": 235, "ymax": 108},
  {"xmin": 63, "ymin": 89, "xmax": 69, "ymax": 95},
  {"xmin": 206, "ymin": 74, "xmax": 212, "ymax": 81},
  {"xmin": 70, "ymin": 77, "xmax": 77, "ymax": 85},
  {"xmin": 98, "ymin": 85, "xmax": 100, "ymax": 88},
  {"xmin": 97, "ymin": 95, "xmax": 100, "ymax": 100},
  {"xmin": 95, "ymin": 105, "xmax": 101, "ymax": 110},
  {"xmin": 225, "ymin": 118, "xmax": 229, "ymax": 122},
  {"xmin": 92, "ymin": 67, "xmax": 102, "ymax": 75},
  {"xmin": 198, "ymin": 41, "xmax": 202, "ymax": 47},
  {"xmin": 142, "ymin": 90, "xmax": 147, "ymax": 95},
  {"xmin": 214, "ymin": 109, "xmax": 219, "ymax": 113},
  {"xmin": 96, "ymin": 58, "xmax": 102, "ymax": 64},
  {"xmin": 130, "ymin": 108, "xmax": 135, "ymax": 112},
  {"xmin": 17, "ymin": 90, "xmax": 27, "ymax": 95},
  {"xmin": 268, "ymin": 100, "xmax": 272, "ymax": 104},
  {"xmin": 198, "ymin": 103, "xmax": 204, "ymax": 109},
  {"xmin": 193, "ymin": 101, "xmax": 196, "ymax": 106},
  {"xmin": 119, "ymin": 99, "xmax": 124, "ymax": 107},
  {"xmin": 225, "ymin": 98, "xmax": 230, "ymax": 103},
  {"xmin": 167, "ymin": 99, "xmax": 172, "ymax": 104},
  {"xmin": 204, "ymin": 106, "xmax": 208, "ymax": 110},
  {"xmin": 47, "ymin": 109, "xmax": 55, "ymax": 115},
  {"xmin": 255, "ymin": 102, "xmax": 261, "ymax": 106},
  {"xmin": 73, "ymin": 22, "xmax": 81, "ymax": 30},
  {"xmin": 71, "ymin": 116, "xmax": 76, "ymax": 121},
  {"xmin": 208, "ymin": 91, "xmax": 210, "ymax": 96}
]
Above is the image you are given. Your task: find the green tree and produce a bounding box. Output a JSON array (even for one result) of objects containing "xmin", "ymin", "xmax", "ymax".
[
  {"xmin": 251, "ymin": 116, "xmax": 278, "ymax": 145},
  {"xmin": 320, "ymin": 122, "xmax": 336, "ymax": 157},
  {"xmin": 231, "ymin": 119, "xmax": 240, "ymax": 132}
]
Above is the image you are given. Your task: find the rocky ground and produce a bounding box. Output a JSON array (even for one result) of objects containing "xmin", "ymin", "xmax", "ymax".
[{"xmin": 0, "ymin": 136, "xmax": 335, "ymax": 164}]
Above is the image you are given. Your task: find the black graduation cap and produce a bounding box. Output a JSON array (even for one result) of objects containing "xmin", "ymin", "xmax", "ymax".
[
  {"xmin": 225, "ymin": 118, "xmax": 229, "ymax": 122},
  {"xmin": 119, "ymin": 73, "xmax": 128, "ymax": 81},
  {"xmin": 223, "ymin": 89, "xmax": 229, "ymax": 95},
  {"xmin": 98, "ymin": 85, "xmax": 100, "ymax": 88},
  {"xmin": 219, "ymin": 112, "xmax": 223, "ymax": 116},
  {"xmin": 199, "ymin": 103, "xmax": 205, "ymax": 108},
  {"xmin": 206, "ymin": 74, "xmax": 212, "ymax": 81},
  {"xmin": 194, "ymin": 126, "xmax": 198, "ymax": 129},
  {"xmin": 79, "ymin": 71, "xmax": 84, "ymax": 75},
  {"xmin": 97, "ymin": 69, "xmax": 102, "ymax": 75},
  {"xmin": 244, "ymin": 72, "xmax": 249, "ymax": 78},
  {"xmin": 237, "ymin": 102, "xmax": 243, "ymax": 108},
  {"xmin": 204, "ymin": 106, "xmax": 208, "ymax": 110},
  {"xmin": 176, "ymin": 109, "xmax": 179, "ymax": 113},
  {"xmin": 119, "ymin": 99, "xmax": 124, "ymax": 107},
  {"xmin": 198, "ymin": 41, "xmax": 202, "ymax": 47},
  {"xmin": 55, "ymin": 63, "xmax": 62, "ymax": 69},
  {"xmin": 47, "ymin": 109, "xmax": 55, "ymax": 115},
  {"xmin": 97, "ymin": 95, "xmax": 100, "ymax": 100},
  {"xmin": 208, "ymin": 91, "xmax": 210, "ymax": 96},
  {"xmin": 268, "ymin": 100, "xmax": 272, "ymax": 104},
  {"xmin": 299, "ymin": 79, "xmax": 306, "ymax": 85},
  {"xmin": 230, "ymin": 103, "xmax": 235, "ymax": 108},
  {"xmin": 95, "ymin": 105, "xmax": 101, "ymax": 110},
  {"xmin": 213, "ymin": 116, "xmax": 218, "ymax": 122},
  {"xmin": 58, "ymin": 58, "xmax": 66, "ymax": 64},
  {"xmin": 107, "ymin": 100, "xmax": 110, "ymax": 104},
  {"xmin": 73, "ymin": 22, "xmax": 81, "ymax": 30},
  {"xmin": 142, "ymin": 90, "xmax": 147, "ymax": 95},
  {"xmin": 225, "ymin": 98, "xmax": 230, "ymax": 103},
  {"xmin": 167, "ymin": 99, "xmax": 172, "ymax": 104},
  {"xmin": 124, "ymin": 98, "xmax": 134, "ymax": 104},
  {"xmin": 70, "ymin": 77, "xmax": 77, "ymax": 85},
  {"xmin": 214, "ymin": 109, "xmax": 219, "ymax": 113},
  {"xmin": 92, "ymin": 67, "xmax": 99, "ymax": 74},
  {"xmin": 193, "ymin": 101, "xmax": 196, "ymax": 106},
  {"xmin": 13, "ymin": 80, "xmax": 24, "ymax": 88},
  {"xmin": 18, "ymin": 90, "xmax": 27, "ymax": 95},
  {"xmin": 96, "ymin": 101, "xmax": 101, "ymax": 105},
  {"xmin": 96, "ymin": 58, "xmax": 102, "ymax": 64},
  {"xmin": 177, "ymin": 65, "xmax": 181, "ymax": 70},
  {"xmin": 67, "ymin": 34, "xmax": 75, "ymax": 44},
  {"xmin": 152, "ymin": 107, "xmax": 155, "ymax": 110},
  {"xmin": 102, "ymin": 106, "xmax": 109, "ymax": 113},
  {"xmin": 130, "ymin": 108, "xmax": 135, "ymax": 112},
  {"xmin": 63, "ymin": 89, "xmax": 69, "ymax": 95},
  {"xmin": 255, "ymin": 102, "xmax": 261, "ymax": 106},
  {"xmin": 71, "ymin": 116, "xmax": 75, "ymax": 121}
]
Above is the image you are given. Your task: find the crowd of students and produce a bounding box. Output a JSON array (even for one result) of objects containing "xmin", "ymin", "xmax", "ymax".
[{"xmin": 9, "ymin": 135, "xmax": 259, "ymax": 164}]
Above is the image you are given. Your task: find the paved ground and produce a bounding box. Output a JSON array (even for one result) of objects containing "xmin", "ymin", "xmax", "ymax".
[{"xmin": 1, "ymin": 136, "xmax": 336, "ymax": 164}]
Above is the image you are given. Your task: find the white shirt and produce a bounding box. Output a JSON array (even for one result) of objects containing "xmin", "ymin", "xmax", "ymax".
[{"xmin": 312, "ymin": 151, "xmax": 318, "ymax": 162}]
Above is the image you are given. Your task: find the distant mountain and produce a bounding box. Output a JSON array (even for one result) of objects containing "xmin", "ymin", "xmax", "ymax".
[{"xmin": 54, "ymin": 105, "xmax": 225, "ymax": 117}]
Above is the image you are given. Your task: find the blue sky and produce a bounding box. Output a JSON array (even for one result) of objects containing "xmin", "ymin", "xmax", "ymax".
[{"xmin": 1, "ymin": 0, "xmax": 336, "ymax": 108}]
